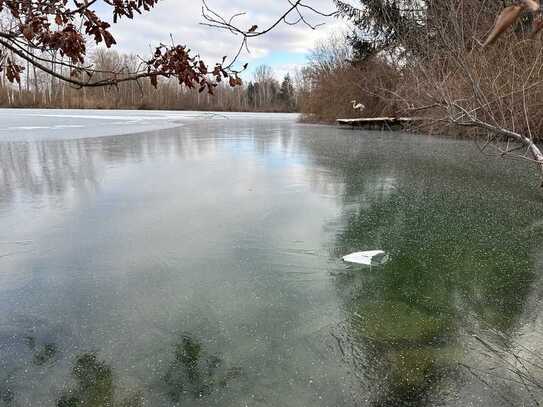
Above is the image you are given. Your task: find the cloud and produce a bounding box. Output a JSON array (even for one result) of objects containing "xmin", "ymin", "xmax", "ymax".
[
  {"xmin": 270, "ymin": 63, "xmax": 304, "ymax": 81},
  {"xmin": 100, "ymin": 0, "xmax": 347, "ymax": 72}
]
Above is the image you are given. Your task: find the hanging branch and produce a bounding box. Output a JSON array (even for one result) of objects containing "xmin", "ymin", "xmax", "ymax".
[{"xmin": 200, "ymin": 0, "xmax": 339, "ymax": 69}]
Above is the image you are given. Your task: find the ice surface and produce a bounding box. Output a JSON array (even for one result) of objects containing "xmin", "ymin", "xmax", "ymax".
[{"xmin": 0, "ymin": 109, "xmax": 298, "ymax": 141}]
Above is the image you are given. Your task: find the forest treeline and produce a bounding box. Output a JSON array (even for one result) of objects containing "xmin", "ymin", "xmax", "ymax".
[{"xmin": 0, "ymin": 50, "xmax": 299, "ymax": 112}]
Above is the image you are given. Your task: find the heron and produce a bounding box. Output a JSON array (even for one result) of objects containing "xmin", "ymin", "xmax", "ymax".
[
  {"xmin": 351, "ymin": 100, "xmax": 365, "ymax": 112},
  {"xmin": 483, "ymin": 0, "xmax": 543, "ymax": 47}
]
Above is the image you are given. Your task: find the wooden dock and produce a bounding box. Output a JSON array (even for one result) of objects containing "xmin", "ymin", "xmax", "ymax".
[{"xmin": 336, "ymin": 117, "xmax": 424, "ymax": 130}]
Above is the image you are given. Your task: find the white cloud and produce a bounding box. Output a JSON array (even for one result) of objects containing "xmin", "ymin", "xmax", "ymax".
[{"xmin": 268, "ymin": 63, "xmax": 304, "ymax": 81}]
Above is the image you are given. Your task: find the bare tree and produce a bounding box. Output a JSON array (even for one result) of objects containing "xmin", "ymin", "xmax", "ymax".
[
  {"xmin": 253, "ymin": 65, "xmax": 276, "ymax": 107},
  {"xmin": 307, "ymin": 32, "xmax": 352, "ymax": 73},
  {"xmin": 201, "ymin": 0, "xmax": 338, "ymax": 69},
  {"xmin": 393, "ymin": 1, "xmax": 543, "ymax": 185}
]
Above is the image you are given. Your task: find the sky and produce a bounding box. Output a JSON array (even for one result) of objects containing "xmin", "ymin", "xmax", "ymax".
[{"xmin": 95, "ymin": 0, "xmax": 349, "ymax": 81}]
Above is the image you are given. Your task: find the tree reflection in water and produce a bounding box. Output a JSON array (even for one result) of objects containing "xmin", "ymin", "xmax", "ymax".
[{"xmin": 330, "ymin": 181, "xmax": 543, "ymax": 405}]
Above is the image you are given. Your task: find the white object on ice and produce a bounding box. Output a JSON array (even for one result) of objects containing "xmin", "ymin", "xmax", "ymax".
[{"xmin": 342, "ymin": 250, "xmax": 388, "ymax": 266}]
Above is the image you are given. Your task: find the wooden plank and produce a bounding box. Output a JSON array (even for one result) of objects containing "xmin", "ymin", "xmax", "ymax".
[
  {"xmin": 337, "ymin": 117, "xmax": 421, "ymax": 124},
  {"xmin": 336, "ymin": 117, "xmax": 425, "ymax": 129}
]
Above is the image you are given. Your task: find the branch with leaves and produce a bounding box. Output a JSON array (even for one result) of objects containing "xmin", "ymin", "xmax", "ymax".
[{"xmin": 0, "ymin": 0, "xmax": 246, "ymax": 92}]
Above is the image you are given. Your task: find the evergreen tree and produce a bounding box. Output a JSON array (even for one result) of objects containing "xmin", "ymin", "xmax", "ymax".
[
  {"xmin": 253, "ymin": 82, "xmax": 261, "ymax": 109},
  {"xmin": 334, "ymin": 1, "xmax": 505, "ymax": 61},
  {"xmin": 279, "ymin": 74, "xmax": 296, "ymax": 111},
  {"xmin": 247, "ymin": 82, "xmax": 256, "ymax": 107}
]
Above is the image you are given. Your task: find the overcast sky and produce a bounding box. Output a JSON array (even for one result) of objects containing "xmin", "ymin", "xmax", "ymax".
[{"xmin": 97, "ymin": 0, "xmax": 348, "ymax": 80}]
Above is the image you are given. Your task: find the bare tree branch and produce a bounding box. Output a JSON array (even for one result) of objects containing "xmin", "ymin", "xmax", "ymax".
[{"xmin": 200, "ymin": 0, "xmax": 338, "ymax": 68}]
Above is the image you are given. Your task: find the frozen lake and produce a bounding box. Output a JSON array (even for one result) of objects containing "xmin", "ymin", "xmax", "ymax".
[
  {"xmin": 1, "ymin": 109, "xmax": 543, "ymax": 406},
  {"xmin": 0, "ymin": 109, "xmax": 297, "ymax": 141}
]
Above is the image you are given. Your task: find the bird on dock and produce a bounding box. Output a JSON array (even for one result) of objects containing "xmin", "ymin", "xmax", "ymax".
[
  {"xmin": 482, "ymin": 0, "xmax": 543, "ymax": 47},
  {"xmin": 351, "ymin": 100, "xmax": 365, "ymax": 112}
]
